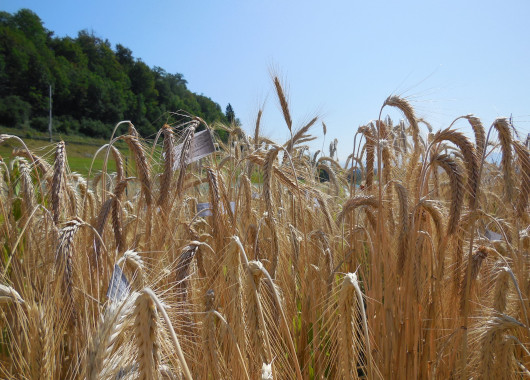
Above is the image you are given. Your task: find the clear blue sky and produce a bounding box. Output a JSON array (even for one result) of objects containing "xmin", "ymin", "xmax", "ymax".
[{"xmin": 3, "ymin": 0, "xmax": 530, "ymax": 157}]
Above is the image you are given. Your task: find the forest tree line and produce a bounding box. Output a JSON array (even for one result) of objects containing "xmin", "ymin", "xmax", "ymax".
[{"xmin": 0, "ymin": 9, "xmax": 234, "ymax": 138}]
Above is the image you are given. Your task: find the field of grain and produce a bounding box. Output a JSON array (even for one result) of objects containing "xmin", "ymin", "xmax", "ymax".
[
  {"xmin": 0, "ymin": 127, "xmax": 130, "ymax": 176},
  {"xmin": 0, "ymin": 80, "xmax": 528, "ymax": 379}
]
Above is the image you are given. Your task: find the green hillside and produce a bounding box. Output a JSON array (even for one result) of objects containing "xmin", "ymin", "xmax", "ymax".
[{"xmin": 0, "ymin": 9, "xmax": 233, "ymax": 139}]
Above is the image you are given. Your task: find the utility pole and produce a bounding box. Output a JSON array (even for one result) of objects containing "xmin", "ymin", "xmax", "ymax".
[{"xmin": 48, "ymin": 84, "xmax": 53, "ymax": 142}]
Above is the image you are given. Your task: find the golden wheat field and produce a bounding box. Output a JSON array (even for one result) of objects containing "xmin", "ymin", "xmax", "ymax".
[{"xmin": 0, "ymin": 80, "xmax": 528, "ymax": 379}]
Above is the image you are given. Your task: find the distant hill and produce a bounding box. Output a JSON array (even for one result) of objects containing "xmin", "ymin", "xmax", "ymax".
[{"xmin": 0, "ymin": 9, "xmax": 232, "ymax": 138}]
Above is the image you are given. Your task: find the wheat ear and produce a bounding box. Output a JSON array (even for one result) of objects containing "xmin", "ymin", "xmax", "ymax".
[
  {"xmin": 478, "ymin": 314, "xmax": 524, "ymax": 379},
  {"xmin": 263, "ymin": 146, "xmax": 280, "ymax": 218},
  {"xmin": 142, "ymin": 288, "xmax": 192, "ymax": 380},
  {"xmin": 465, "ymin": 115, "xmax": 486, "ymax": 158},
  {"xmin": 459, "ymin": 246, "xmax": 490, "ymax": 315},
  {"xmin": 222, "ymin": 240, "xmax": 248, "ymax": 369},
  {"xmin": 55, "ymin": 218, "xmax": 83, "ymax": 324},
  {"xmin": 513, "ymin": 141, "xmax": 529, "ymax": 217},
  {"xmin": 176, "ymin": 123, "xmax": 197, "ymax": 197},
  {"xmin": 206, "ymin": 167, "xmax": 224, "ymax": 243},
  {"xmin": 0, "ymin": 284, "xmax": 24, "ymax": 304},
  {"xmin": 95, "ymin": 199, "xmax": 112, "ymax": 261},
  {"xmin": 254, "ymin": 109, "xmax": 263, "ymax": 149},
  {"xmin": 273, "ymin": 76, "xmax": 292, "ymax": 131},
  {"xmin": 52, "ymin": 141, "xmax": 66, "ymax": 224},
  {"xmin": 285, "ymin": 116, "xmax": 318, "ymax": 152},
  {"xmin": 432, "ymin": 128, "xmax": 479, "ymax": 208},
  {"xmin": 392, "ymin": 184, "xmax": 410, "ymax": 276},
  {"xmin": 19, "ymin": 161, "xmax": 36, "ymax": 216},
  {"xmin": 202, "ymin": 289, "xmax": 222, "ymax": 379},
  {"xmin": 27, "ymin": 304, "xmax": 49, "ymax": 380},
  {"xmin": 245, "ymin": 261, "xmax": 271, "ymax": 375},
  {"xmin": 383, "ymin": 95, "xmax": 419, "ymax": 149},
  {"xmin": 492, "ymin": 118, "xmax": 514, "ymax": 202},
  {"xmin": 158, "ymin": 124, "xmax": 175, "ymax": 208},
  {"xmin": 111, "ymin": 179, "xmax": 128, "ymax": 252},
  {"xmin": 254, "ymin": 260, "xmax": 303, "ymax": 380},
  {"xmin": 352, "ymin": 272, "xmax": 373, "ymax": 380},
  {"xmin": 134, "ymin": 290, "xmax": 160, "ymax": 380},
  {"xmin": 337, "ymin": 195, "xmax": 378, "ymax": 224},
  {"xmin": 110, "ymin": 145, "xmax": 124, "ymax": 184},
  {"xmin": 175, "ymin": 244, "xmax": 198, "ymax": 303},
  {"xmin": 431, "ymin": 154, "xmax": 464, "ymax": 234},
  {"xmin": 359, "ymin": 126, "xmax": 375, "ymax": 190},
  {"xmin": 86, "ymin": 294, "xmax": 136, "ymax": 380},
  {"xmin": 123, "ymin": 135, "xmax": 152, "ymax": 206},
  {"xmin": 337, "ymin": 273, "xmax": 362, "ymax": 379},
  {"xmin": 117, "ymin": 250, "xmax": 145, "ymax": 288},
  {"xmin": 12, "ymin": 147, "xmax": 51, "ymax": 176}
]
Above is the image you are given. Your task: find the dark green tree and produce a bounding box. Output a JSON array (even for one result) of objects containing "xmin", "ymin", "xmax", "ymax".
[{"xmin": 225, "ymin": 103, "xmax": 235, "ymax": 124}]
